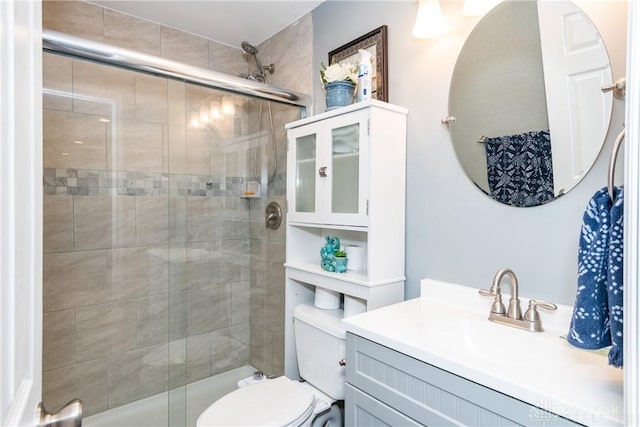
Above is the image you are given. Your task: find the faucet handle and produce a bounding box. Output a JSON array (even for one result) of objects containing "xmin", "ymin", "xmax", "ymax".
[
  {"xmin": 478, "ymin": 285, "xmax": 499, "ymax": 297},
  {"xmin": 524, "ymin": 299, "xmax": 557, "ymax": 322}
]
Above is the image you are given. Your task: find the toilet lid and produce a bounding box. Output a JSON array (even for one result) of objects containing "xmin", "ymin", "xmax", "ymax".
[{"xmin": 196, "ymin": 376, "xmax": 315, "ymax": 427}]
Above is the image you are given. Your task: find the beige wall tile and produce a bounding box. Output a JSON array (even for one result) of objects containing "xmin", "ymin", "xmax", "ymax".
[
  {"xmin": 212, "ymin": 240, "xmax": 248, "ymax": 286},
  {"xmin": 111, "ymin": 119, "xmax": 164, "ymax": 172},
  {"xmin": 137, "ymin": 197, "xmax": 169, "ymax": 246},
  {"xmin": 186, "ymin": 333, "xmax": 211, "ymax": 383},
  {"xmin": 298, "ymin": 14, "xmax": 313, "ymax": 67},
  {"xmin": 161, "ymin": 27, "xmax": 209, "ymax": 69},
  {"xmin": 43, "ymin": 250, "xmax": 108, "ymax": 312},
  {"xmin": 108, "ymin": 247, "xmax": 166, "ymax": 301},
  {"xmin": 168, "ymin": 291, "xmax": 187, "ymax": 341},
  {"xmin": 166, "ymin": 339, "xmax": 187, "ymax": 389},
  {"xmin": 211, "ymin": 324, "xmax": 249, "ymax": 375},
  {"xmin": 43, "ymin": 1, "xmax": 104, "ymax": 42},
  {"xmin": 208, "ymin": 42, "xmax": 247, "ymax": 77},
  {"xmin": 136, "ymin": 74, "xmax": 168, "ymax": 124},
  {"xmin": 185, "ymin": 127, "xmax": 212, "ymax": 176},
  {"xmin": 168, "ymin": 80, "xmax": 186, "ymax": 127},
  {"xmin": 104, "ymin": 9, "xmax": 161, "ymax": 57},
  {"xmin": 43, "ymin": 196, "xmax": 73, "ymax": 253},
  {"xmin": 186, "ymin": 242, "xmax": 212, "ymax": 288},
  {"xmin": 43, "ymin": 109, "xmax": 108, "ymax": 170},
  {"xmin": 42, "ymin": 359, "xmax": 108, "ymax": 417},
  {"xmin": 72, "ymin": 60, "xmax": 136, "ymax": 119},
  {"xmin": 72, "ymin": 195, "xmax": 136, "ymax": 250},
  {"xmin": 107, "ymin": 345, "xmax": 165, "ymax": 407},
  {"xmin": 264, "ymin": 290, "xmax": 284, "ymax": 336},
  {"xmin": 43, "ymin": 309, "xmax": 75, "ymax": 371},
  {"xmin": 167, "ymin": 125, "xmax": 186, "ymax": 174},
  {"xmin": 187, "ymin": 284, "xmax": 231, "ymax": 335},
  {"xmin": 75, "ymin": 301, "xmax": 136, "ymax": 362},
  {"xmin": 73, "ymin": 196, "xmax": 111, "ymax": 250},
  {"xmin": 43, "ymin": 53, "xmax": 73, "ymax": 111},
  {"xmin": 231, "ymin": 281, "xmax": 250, "ymax": 325},
  {"xmin": 169, "ymin": 196, "xmax": 188, "ymax": 244},
  {"xmin": 136, "ymin": 294, "xmax": 169, "ymax": 348},
  {"xmin": 268, "ymin": 24, "xmax": 298, "ymax": 89},
  {"xmin": 187, "ymin": 197, "xmax": 223, "ymax": 243}
]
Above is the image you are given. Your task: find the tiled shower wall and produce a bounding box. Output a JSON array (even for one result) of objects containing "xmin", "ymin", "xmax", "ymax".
[{"xmin": 42, "ymin": 0, "xmax": 312, "ymax": 416}]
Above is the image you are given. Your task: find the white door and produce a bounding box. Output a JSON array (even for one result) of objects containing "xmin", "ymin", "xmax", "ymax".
[
  {"xmin": 0, "ymin": 1, "xmax": 43, "ymax": 426},
  {"xmin": 537, "ymin": 1, "xmax": 612, "ymax": 196}
]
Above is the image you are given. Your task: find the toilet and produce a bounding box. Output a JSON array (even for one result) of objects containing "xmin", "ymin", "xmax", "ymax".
[{"xmin": 196, "ymin": 303, "xmax": 346, "ymax": 427}]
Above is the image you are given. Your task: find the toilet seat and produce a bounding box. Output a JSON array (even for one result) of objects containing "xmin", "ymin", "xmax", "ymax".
[{"xmin": 196, "ymin": 376, "xmax": 315, "ymax": 427}]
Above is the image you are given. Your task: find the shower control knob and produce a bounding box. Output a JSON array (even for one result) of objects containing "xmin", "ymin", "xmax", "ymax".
[{"xmin": 338, "ymin": 359, "xmax": 346, "ymax": 367}]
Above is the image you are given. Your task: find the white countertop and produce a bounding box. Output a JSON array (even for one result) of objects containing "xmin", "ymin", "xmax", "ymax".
[{"xmin": 342, "ymin": 278, "xmax": 624, "ymax": 426}]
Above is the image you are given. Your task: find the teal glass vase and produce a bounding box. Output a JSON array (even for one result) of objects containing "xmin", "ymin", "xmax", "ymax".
[{"xmin": 325, "ymin": 81, "xmax": 355, "ymax": 111}]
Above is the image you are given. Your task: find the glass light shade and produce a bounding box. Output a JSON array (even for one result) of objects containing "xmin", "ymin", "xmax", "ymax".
[
  {"xmin": 412, "ymin": 0, "xmax": 447, "ymax": 39},
  {"xmin": 462, "ymin": 0, "xmax": 501, "ymax": 16},
  {"xmin": 209, "ymin": 101, "xmax": 221, "ymax": 120},
  {"xmin": 199, "ymin": 105, "xmax": 210, "ymax": 124},
  {"xmin": 189, "ymin": 111, "xmax": 201, "ymax": 128},
  {"xmin": 221, "ymin": 96, "xmax": 236, "ymax": 116}
]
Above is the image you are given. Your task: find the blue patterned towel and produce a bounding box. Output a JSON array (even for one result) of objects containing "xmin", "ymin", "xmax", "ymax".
[
  {"xmin": 607, "ymin": 187, "xmax": 624, "ymax": 368},
  {"xmin": 485, "ymin": 129, "xmax": 554, "ymax": 207},
  {"xmin": 568, "ymin": 188, "xmax": 612, "ymax": 350}
]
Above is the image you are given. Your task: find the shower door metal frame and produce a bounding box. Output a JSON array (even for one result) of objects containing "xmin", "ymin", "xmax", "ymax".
[{"xmin": 42, "ymin": 30, "xmax": 311, "ymax": 112}]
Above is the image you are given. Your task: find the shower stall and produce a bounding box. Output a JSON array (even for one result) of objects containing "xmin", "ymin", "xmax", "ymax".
[{"xmin": 41, "ymin": 30, "xmax": 307, "ymax": 426}]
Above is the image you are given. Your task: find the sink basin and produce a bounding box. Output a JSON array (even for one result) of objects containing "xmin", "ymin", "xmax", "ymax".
[{"xmin": 342, "ymin": 278, "xmax": 624, "ymax": 426}]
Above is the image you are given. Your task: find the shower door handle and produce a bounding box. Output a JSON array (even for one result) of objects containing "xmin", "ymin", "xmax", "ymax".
[{"xmin": 36, "ymin": 399, "xmax": 83, "ymax": 427}]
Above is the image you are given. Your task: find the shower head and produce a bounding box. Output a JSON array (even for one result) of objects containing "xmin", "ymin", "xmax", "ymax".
[
  {"xmin": 240, "ymin": 41, "xmax": 274, "ymax": 82},
  {"xmin": 241, "ymin": 41, "xmax": 259, "ymax": 55}
]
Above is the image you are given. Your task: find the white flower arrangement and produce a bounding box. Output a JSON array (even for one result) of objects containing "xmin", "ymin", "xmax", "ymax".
[{"xmin": 320, "ymin": 62, "xmax": 357, "ymax": 85}]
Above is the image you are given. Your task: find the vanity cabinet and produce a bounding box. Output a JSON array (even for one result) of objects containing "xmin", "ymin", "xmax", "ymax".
[
  {"xmin": 283, "ymin": 100, "xmax": 407, "ymax": 379},
  {"xmin": 345, "ymin": 333, "xmax": 584, "ymax": 427}
]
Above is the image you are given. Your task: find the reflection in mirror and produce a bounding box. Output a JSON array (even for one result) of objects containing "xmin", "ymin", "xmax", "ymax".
[{"xmin": 448, "ymin": 1, "xmax": 613, "ymax": 207}]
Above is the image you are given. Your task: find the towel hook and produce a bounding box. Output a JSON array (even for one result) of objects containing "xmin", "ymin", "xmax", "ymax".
[{"xmin": 607, "ymin": 128, "xmax": 625, "ymax": 201}]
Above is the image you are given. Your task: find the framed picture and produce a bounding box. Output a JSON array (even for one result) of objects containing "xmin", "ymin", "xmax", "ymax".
[{"xmin": 328, "ymin": 25, "xmax": 388, "ymax": 102}]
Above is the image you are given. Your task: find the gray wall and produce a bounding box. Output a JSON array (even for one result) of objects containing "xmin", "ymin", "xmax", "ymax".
[{"xmin": 313, "ymin": 0, "xmax": 627, "ymax": 304}]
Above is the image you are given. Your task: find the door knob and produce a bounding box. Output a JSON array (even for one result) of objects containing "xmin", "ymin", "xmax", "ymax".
[
  {"xmin": 36, "ymin": 399, "xmax": 82, "ymax": 427},
  {"xmin": 318, "ymin": 166, "xmax": 327, "ymax": 177}
]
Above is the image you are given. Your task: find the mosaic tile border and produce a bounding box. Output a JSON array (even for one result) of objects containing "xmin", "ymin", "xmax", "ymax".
[{"xmin": 43, "ymin": 168, "xmax": 286, "ymax": 197}]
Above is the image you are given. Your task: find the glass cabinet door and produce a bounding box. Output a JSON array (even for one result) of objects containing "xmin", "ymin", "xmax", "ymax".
[
  {"xmin": 295, "ymin": 133, "xmax": 317, "ymax": 213},
  {"xmin": 331, "ymin": 123, "xmax": 360, "ymax": 214}
]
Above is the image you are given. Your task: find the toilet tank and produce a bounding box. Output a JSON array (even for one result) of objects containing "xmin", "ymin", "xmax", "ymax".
[{"xmin": 293, "ymin": 304, "xmax": 346, "ymax": 400}]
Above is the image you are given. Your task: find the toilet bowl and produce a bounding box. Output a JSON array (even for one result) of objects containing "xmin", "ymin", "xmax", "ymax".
[
  {"xmin": 196, "ymin": 376, "xmax": 339, "ymax": 427},
  {"xmin": 196, "ymin": 304, "xmax": 346, "ymax": 427}
]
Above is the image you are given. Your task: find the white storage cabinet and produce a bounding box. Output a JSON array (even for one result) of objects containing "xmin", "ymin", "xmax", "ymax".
[{"xmin": 283, "ymin": 100, "xmax": 408, "ymax": 379}]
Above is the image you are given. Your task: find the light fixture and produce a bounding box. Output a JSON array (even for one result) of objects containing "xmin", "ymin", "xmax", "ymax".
[
  {"xmin": 221, "ymin": 96, "xmax": 236, "ymax": 116},
  {"xmin": 73, "ymin": 140, "xmax": 84, "ymax": 145},
  {"xmin": 209, "ymin": 101, "xmax": 221, "ymax": 120},
  {"xmin": 189, "ymin": 111, "xmax": 201, "ymax": 128},
  {"xmin": 412, "ymin": 0, "xmax": 447, "ymax": 39},
  {"xmin": 462, "ymin": 0, "xmax": 501, "ymax": 16},
  {"xmin": 199, "ymin": 105, "xmax": 210, "ymax": 124}
]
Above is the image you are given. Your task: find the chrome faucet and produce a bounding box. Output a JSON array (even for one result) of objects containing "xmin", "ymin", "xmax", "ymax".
[{"xmin": 479, "ymin": 268, "xmax": 557, "ymax": 332}]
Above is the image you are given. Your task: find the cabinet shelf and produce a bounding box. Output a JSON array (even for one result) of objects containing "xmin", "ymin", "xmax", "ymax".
[{"xmin": 288, "ymin": 221, "xmax": 367, "ymax": 232}]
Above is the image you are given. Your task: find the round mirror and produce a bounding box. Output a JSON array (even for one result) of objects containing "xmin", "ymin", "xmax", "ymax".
[{"xmin": 448, "ymin": 1, "xmax": 613, "ymax": 207}]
